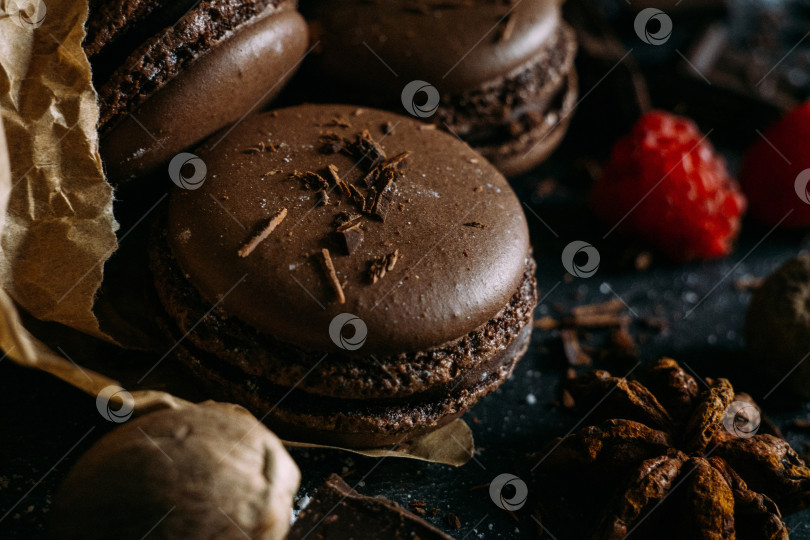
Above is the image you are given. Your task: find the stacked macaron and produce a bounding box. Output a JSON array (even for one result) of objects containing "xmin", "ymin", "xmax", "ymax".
[
  {"xmin": 150, "ymin": 104, "xmax": 537, "ymax": 447},
  {"xmin": 81, "ymin": 0, "xmax": 568, "ymax": 447},
  {"xmin": 305, "ymin": 0, "xmax": 578, "ymax": 176},
  {"xmin": 85, "ymin": 0, "xmax": 308, "ymax": 183}
]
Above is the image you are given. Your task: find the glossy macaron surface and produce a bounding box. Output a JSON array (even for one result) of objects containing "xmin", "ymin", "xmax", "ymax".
[{"xmin": 166, "ymin": 105, "xmax": 531, "ymax": 354}]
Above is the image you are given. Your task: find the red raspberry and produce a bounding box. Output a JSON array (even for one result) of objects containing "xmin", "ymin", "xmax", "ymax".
[
  {"xmin": 591, "ymin": 111, "xmax": 746, "ymax": 263},
  {"xmin": 740, "ymin": 102, "xmax": 810, "ymax": 228}
]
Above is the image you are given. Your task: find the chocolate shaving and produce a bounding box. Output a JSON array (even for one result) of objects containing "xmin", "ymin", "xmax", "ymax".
[
  {"xmin": 291, "ymin": 170, "xmax": 329, "ymax": 191},
  {"xmin": 369, "ymin": 250, "xmax": 400, "ymax": 284},
  {"xmin": 320, "ymin": 248, "xmax": 346, "ymax": 304},
  {"xmin": 355, "ymin": 129, "xmax": 387, "ymax": 168},
  {"xmin": 237, "ymin": 208, "xmax": 287, "ymax": 258},
  {"xmin": 349, "ymin": 184, "xmax": 367, "ymax": 210},
  {"xmin": 379, "ymin": 151, "xmax": 411, "ymax": 171},
  {"xmin": 463, "ymin": 221, "xmax": 487, "ymax": 229},
  {"xmin": 446, "ymin": 513, "xmax": 461, "ymax": 530},
  {"xmin": 327, "ymin": 164, "xmax": 352, "ymax": 196}
]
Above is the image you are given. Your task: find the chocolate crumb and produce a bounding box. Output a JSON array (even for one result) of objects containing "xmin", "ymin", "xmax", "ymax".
[
  {"xmin": 325, "ymin": 116, "xmax": 352, "ymax": 128},
  {"xmin": 320, "ymin": 248, "xmax": 346, "ymax": 304},
  {"xmin": 446, "ymin": 513, "xmax": 461, "ymax": 529},
  {"xmin": 463, "ymin": 221, "xmax": 487, "ymax": 229},
  {"xmin": 383, "ymin": 121, "xmax": 396, "ymax": 135},
  {"xmin": 369, "ymin": 250, "xmax": 400, "ymax": 284},
  {"xmin": 429, "ymin": 508, "xmax": 441, "ymax": 517},
  {"xmin": 291, "ymin": 170, "xmax": 329, "ymax": 191},
  {"xmin": 237, "ymin": 208, "xmax": 287, "ymax": 258},
  {"xmin": 473, "ymin": 186, "xmax": 483, "ymax": 192},
  {"xmin": 419, "ymin": 124, "xmax": 437, "ymax": 131},
  {"xmin": 353, "ymin": 108, "xmax": 365, "ymax": 116}
]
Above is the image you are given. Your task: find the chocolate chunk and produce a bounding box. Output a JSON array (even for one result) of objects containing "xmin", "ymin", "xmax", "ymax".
[
  {"xmin": 339, "ymin": 222, "xmax": 364, "ymax": 255},
  {"xmin": 371, "ymin": 176, "xmax": 395, "ymax": 221},
  {"xmin": 355, "ymin": 129, "xmax": 386, "ymax": 168},
  {"xmin": 287, "ymin": 474, "xmax": 453, "ymax": 540}
]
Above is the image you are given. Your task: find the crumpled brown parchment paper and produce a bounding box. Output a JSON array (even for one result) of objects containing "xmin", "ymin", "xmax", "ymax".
[{"xmin": 0, "ymin": 0, "xmax": 473, "ymax": 466}]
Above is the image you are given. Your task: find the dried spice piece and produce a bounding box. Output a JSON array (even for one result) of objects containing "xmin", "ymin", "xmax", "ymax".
[
  {"xmin": 566, "ymin": 371, "xmax": 673, "ymax": 431},
  {"xmin": 237, "ymin": 208, "xmax": 287, "ymax": 258},
  {"xmin": 715, "ymin": 435, "xmax": 810, "ymax": 513},
  {"xmin": 709, "ymin": 457, "xmax": 789, "ymax": 540},
  {"xmin": 682, "ymin": 378, "xmax": 734, "ymax": 454},
  {"xmin": 369, "ymin": 250, "xmax": 400, "ymax": 284},
  {"xmin": 320, "ymin": 248, "xmax": 345, "ymax": 304},
  {"xmin": 594, "ymin": 450, "xmax": 687, "ymax": 540},
  {"xmin": 680, "ymin": 457, "xmax": 735, "ymax": 539},
  {"xmin": 560, "ymin": 328, "xmax": 591, "ymax": 367},
  {"xmin": 645, "ymin": 358, "xmax": 700, "ymax": 424},
  {"xmin": 541, "ymin": 419, "xmax": 673, "ymax": 471},
  {"xmin": 535, "ymin": 359, "xmax": 808, "ymax": 539}
]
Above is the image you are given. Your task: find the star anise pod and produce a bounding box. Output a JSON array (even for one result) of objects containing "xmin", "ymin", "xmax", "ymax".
[{"xmin": 532, "ymin": 358, "xmax": 809, "ymax": 539}]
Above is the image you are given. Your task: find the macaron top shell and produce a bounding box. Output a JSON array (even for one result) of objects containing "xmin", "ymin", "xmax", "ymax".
[
  {"xmin": 310, "ymin": 0, "xmax": 560, "ymax": 96},
  {"xmin": 167, "ymin": 105, "xmax": 530, "ymax": 355}
]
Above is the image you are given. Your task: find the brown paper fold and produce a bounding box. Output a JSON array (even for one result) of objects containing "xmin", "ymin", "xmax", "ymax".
[
  {"xmin": 0, "ymin": 2, "xmax": 474, "ymax": 466},
  {"xmin": 0, "ymin": 0, "xmax": 118, "ymax": 341}
]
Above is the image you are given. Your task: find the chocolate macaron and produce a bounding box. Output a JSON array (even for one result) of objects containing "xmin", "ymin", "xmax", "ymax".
[
  {"xmin": 85, "ymin": 0, "xmax": 308, "ymax": 183},
  {"xmin": 151, "ymin": 104, "xmax": 536, "ymax": 447},
  {"xmin": 305, "ymin": 0, "xmax": 577, "ymax": 177}
]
